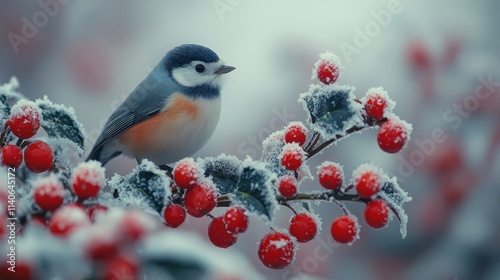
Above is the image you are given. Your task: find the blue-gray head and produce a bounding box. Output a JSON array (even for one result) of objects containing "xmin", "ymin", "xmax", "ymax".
[{"xmin": 163, "ymin": 44, "xmax": 235, "ymax": 95}]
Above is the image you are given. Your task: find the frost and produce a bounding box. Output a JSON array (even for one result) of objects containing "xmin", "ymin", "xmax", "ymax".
[
  {"xmin": 109, "ymin": 159, "xmax": 171, "ymax": 215},
  {"xmin": 261, "ymin": 130, "xmax": 291, "ymax": 177},
  {"xmin": 385, "ymin": 113, "xmax": 414, "ymax": 149},
  {"xmin": 278, "ymin": 142, "xmax": 305, "ymax": 162},
  {"xmin": 317, "ymin": 161, "xmax": 344, "ymax": 185},
  {"xmin": 36, "ymin": 95, "xmax": 86, "ymax": 150},
  {"xmin": 71, "ymin": 160, "xmax": 106, "ymax": 188},
  {"xmin": 32, "ymin": 174, "xmax": 65, "ymax": 198},
  {"xmin": 360, "ymin": 87, "xmax": 396, "ymax": 118},
  {"xmin": 311, "ymin": 52, "xmax": 345, "ymax": 81},
  {"xmin": 298, "ymin": 84, "xmax": 363, "ymax": 140},
  {"xmin": 199, "ymin": 153, "xmax": 242, "ymax": 195},
  {"xmin": 229, "ymin": 157, "xmax": 278, "ymax": 222},
  {"xmin": 9, "ymin": 99, "xmax": 41, "ymax": 120},
  {"xmin": 173, "ymin": 157, "xmax": 202, "ymax": 185},
  {"xmin": 378, "ymin": 175, "xmax": 412, "ymax": 238}
]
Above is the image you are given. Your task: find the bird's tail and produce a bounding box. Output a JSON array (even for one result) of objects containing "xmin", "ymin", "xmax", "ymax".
[{"xmin": 86, "ymin": 146, "xmax": 121, "ymax": 166}]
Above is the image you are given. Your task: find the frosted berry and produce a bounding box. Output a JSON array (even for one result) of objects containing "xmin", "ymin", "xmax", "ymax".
[
  {"xmin": 364, "ymin": 92, "xmax": 388, "ymax": 120},
  {"xmin": 278, "ymin": 175, "xmax": 297, "ymax": 198},
  {"xmin": 8, "ymin": 100, "xmax": 41, "ymax": 139},
  {"xmin": 364, "ymin": 199, "xmax": 390, "ymax": 229},
  {"xmin": 49, "ymin": 204, "xmax": 91, "ymax": 237},
  {"xmin": 258, "ymin": 231, "xmax": 294, "ymax": 269},
  {"xmin": 88, "ymin": 205, "xmax": 108, "ymax": 221},
  {"xmin": 284, "ymin": 123, "xmax": 307, "ymax": 146},
  {"xmin": 330, "ymin": 215, "xmax": 358, "ymax": 244},
  {"xmin": 0, "ymin": 260, "xmax": 33, "ymax": 280},
  {"xmin": 313, "ymin": 53, "xmax": 342, "ymax": 85},
  {"xmin": 317, "ymin": 161, "xmax": 343, "ymax": 190},
  {"xmin": 102, "ymin": 254, "xmax": 139, "ymax": 280},
  {"xmin": 71, "ymin": 161, "xmax": 105, "ymax": 199},
  {"xmin": 24, "ymin": 141, "xmax": 54, "ymax": 173},
  {"xmin": 289, "ymin": 213, "xmax": 318, "ymax": 243},
  {"xmin": 33, "ymin": 176, "xmax": 65, "ymax": 211},
  {"xmin": 184, "ymin": 180, "xmax": 217, "ymax": 218},
  {"xmin": 280, "ymin": 143, "xmax": 304, "ymax": 171},
  {"xmin": 208, "ymin": 216, "xmax": 238, "ymax": 248},
  {"xmin": 1, "ymin": 144, "xmax": 23, "ymax": 168},
  {"xmin": 173, "ymin": 158, "xmax": 202, "ymax": 189},
  {"xmin": 86, "ymin": 231, "xmax": 118, "ymax": 260},
  {"xmin": 223, "ymin": 206, "xmax": 249, "ymax": 234},
  {"xmin": 163, "ymin": 204, "xmax": 186, "ymax": 228},
  {"xmin": 353, "ymin": 165, "xmax": 383, "ymax": 199},
  {"xmin": 120, "ymin": 210, "xmax": 158, "ymax": 241},
  {"xmin": 378, "ymin": 119, "xmax": 409, "ymax": 154}
]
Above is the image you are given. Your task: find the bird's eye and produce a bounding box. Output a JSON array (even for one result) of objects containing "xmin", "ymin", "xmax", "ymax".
[{"xmin": 195, "ymin": 64, "xmax": 205, "ymax": 73}]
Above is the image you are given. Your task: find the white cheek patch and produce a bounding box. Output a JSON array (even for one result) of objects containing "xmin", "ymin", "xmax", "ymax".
[{"xmin": 171, "ymin": 61, "xmax": 224, "ymax": 88}]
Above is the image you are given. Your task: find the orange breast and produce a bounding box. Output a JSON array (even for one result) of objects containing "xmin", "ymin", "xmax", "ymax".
[{"xmin": 118, "ymin": 93, "xmax": 199, "ymax": 153}]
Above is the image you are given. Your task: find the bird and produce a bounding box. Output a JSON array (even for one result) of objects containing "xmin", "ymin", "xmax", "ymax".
[{"xmin": 86, "ymin": 44, "xmax": 235, "ymax": 167}]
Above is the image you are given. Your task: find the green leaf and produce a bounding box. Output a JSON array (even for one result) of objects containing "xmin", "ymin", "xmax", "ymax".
[
  {"xmin": 378, "ymin": 175, "xmax": 412, "ymax": 238},
  {"xmin": 109, "ymin": 160, "xmax": 171, "ymax": 214},
  {"xmin": 231, "ymin": 159, "xmax": 277, "ymax": 221},
  {"xmin": 0, "ymin": 94, "xmax": 9, "ymax": 122},
  {"xmin": 36, "ymin": 96, "xmax": 85, "ymax": 152},
  {"xmin": 298, "ymin": 84, "xmax": 362, "ymax": 140},
  {"xmin": 200, "ymin": 154, "xmax": 242, "ymax": 195}
]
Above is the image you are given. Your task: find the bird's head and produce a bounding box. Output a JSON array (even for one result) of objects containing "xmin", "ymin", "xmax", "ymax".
[{"xmin": 164, "ymin": 44, "xmax": 235, "ymax": 90}]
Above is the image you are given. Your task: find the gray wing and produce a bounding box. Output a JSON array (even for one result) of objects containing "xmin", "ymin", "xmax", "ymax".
[{"xmin": 87, "ymin": 69, "xmax": 178, "ymax": 163}]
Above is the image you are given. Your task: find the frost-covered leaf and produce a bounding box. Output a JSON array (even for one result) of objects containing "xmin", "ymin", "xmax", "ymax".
[
  {"xmin": 36, "ymin": 96, "xmax": 86, "ymax": 151},
  {"xmin": 230, "ymin": 158, "xmax": 278, "ymax": 221},
  {"xmin": 0, "ymin": 76, "xmax": 24, "ymax": 123},
  {"xmin": 199, "ymin": 154, "xmax": 242, "ymax": 195},
  {"xmin": 378, "ymin": 175, "xmax": 412, "ymax": 238},
  {"xmin": 298, "ymin": 84, "xmax": 362, "ymax": 140},
  {"xmin": 109, "ymin": 160, "xmax": 171, "ymax": 214},
  {"xmin": 260, "ymin": 131, "xmax": 290, "ymax": 178}
]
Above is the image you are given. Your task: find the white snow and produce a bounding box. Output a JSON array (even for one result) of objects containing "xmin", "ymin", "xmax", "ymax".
[
  {"xmin": 71, "ymin": 160, "xmax": 106, "ymax": 188},
  {"xmin": 9, "ymin": 99, "xmax": 41, "ymax": 120},
  {"xmin": 32, "ymin": 175, "xmax": 65, "ymax": 198}
]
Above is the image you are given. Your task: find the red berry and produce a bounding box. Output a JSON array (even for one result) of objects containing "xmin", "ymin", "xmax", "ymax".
[
  {"xmin": 102, "ymin": 254, "xmax": 139, "ymax": 280},
  {"xmin": 173, "ymin": 158, "xmax": 202, "ymax": 189},
  {"xmin": 8, "ymin": 100, "xmax": 41, "ymax": 139},
  {"xmin": 49, "ymin": 204, "xmax": 91, "ymax": 237},
  {"xmin": 163, "ymin": 204, "xmax": 186, "ymax": 228},
  {"xmin": 0, "ymin": 260, "xmax": 33, "ymax": 280},
  {"xmin": 71, "ymin": 161, "xmax": 105, "ymax": 199},
  {"xmin": 85, "ymin": 229, "xmax": 118, "ymax": 260},
  {"xmin": 88, "ymin": 204, "xmax": 108, "ymax": 221},
  {"xmin": 208, "ymin": 216, "xmax": 238, "ymax": 248},
  {"xmin": 378, "ymin": 119, "xmax": 410, "ymax": 154},
  {"xmin": 407, "ymin": 42, "xmax": 431, "ymax": 69},
  {"xmin": 353, "ymin": 165, "xmax": 383, "ymax": 199},
  {"xmin": 33, "ymin": 176, "xmax": 65, "ymax": 211},
  {"xmin": 289, "ymin": 213, "xmax": 318, "ymax": 243},
  {"xmin": 317, "ymin": 161, "xmax": 343, "ymax": 190},
  {"xmin": 24, "ymin": 141, "xmax": 54, "ymax": 173},
  {"xmin": 1, "ymin": 144, "xmax": 23, "ymax": 168},
  {"xmin": 277, "ymin": 175, "xmax": 297, "ymax": 198},
  {"xmin": 364, "ymin": 199, "xmax": 390, "ymax": 229},
  {"xmin": 223, "ymin": 206, "xmax": 248, "ymax": 234},
  {"xmin": 330, "ymin": 215, "xmax": 358, "ymax": 244},
  {"xmin": 120, "ymin": 210, "xmax": 158, "ymax": 242},
  {"xmin": 314, "ymin": 53, "xmax": 342, "ymax": 85},
  {"xmin": 363, "ymin": 88, "xmax": 392, "ymax": 120},
  {"xmin": 280, "ymin": 143, "xmax": 304, "ymax": 171},
  {"xmin": 284, "ymin": 123, "xmax": 307, "ymax": 146},
  {"xmin": 184, "ymin": 180, "xmax": 217, "ymax": 218},
  {"xmin": 258, "ymin": 231, "xmax": 295, "ymax": 269}
]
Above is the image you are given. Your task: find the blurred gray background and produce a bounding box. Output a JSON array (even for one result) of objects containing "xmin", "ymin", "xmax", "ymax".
[{"xmin": 1, "ymin": 0, "xmax": 499, "ymax": 279}]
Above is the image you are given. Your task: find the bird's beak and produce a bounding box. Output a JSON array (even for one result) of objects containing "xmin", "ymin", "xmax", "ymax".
[{"xmin": 215, "ymin": 65, "xmax": 236, "ymax": 75}]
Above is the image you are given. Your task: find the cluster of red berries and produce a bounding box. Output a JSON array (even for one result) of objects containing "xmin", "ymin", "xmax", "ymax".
[
  {"xmin": 0, "ymin": 101, "xmax": 55, "ymax": 173},
  {"xmin": 168, "ymin": 159, "xmax": 250, "ymax": 249},
  {"xmin": 278, "ymin": 122, "xmax": 308, "ymax": 174}
]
